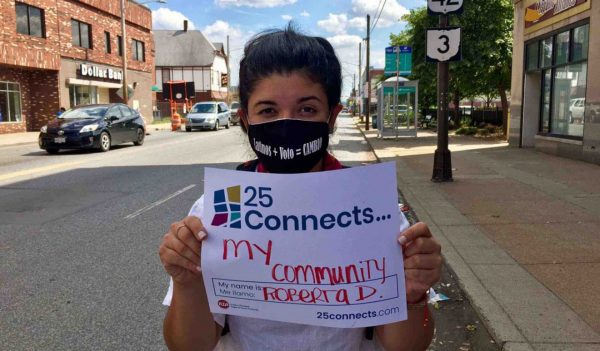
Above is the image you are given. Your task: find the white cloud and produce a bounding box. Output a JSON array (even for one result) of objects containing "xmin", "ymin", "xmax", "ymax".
[
  {"xmin": 152, "ymin": 8, "xmax": 196, "ymax": 30},
  {"xmin": 351, "ymin": 0, "xmax": 408, "ymax": 28},
  {"xmin": 201, "ymin": 20, "xmax": 254, "ymax": 87},
  {"xmin": 300, "ymin": 10, "xmax": 310, "ymax": 17},
  {"xmin": 214, "ymin": 0, "xmax": 297, "ymax": 8},
  {"xmin": 326, "ymin": 34, "xmax": 363, "ymax": 99},
  {"xmin": 281, "ymin": 14, "xmax": 293, "ymax": 21},
  {"xmin": 317, "ymin": 13, "xmax": 366, "ymax": 35},
  {"xmin": 318, "ymin": 14, "xmax": 348, "ymax": 35}
]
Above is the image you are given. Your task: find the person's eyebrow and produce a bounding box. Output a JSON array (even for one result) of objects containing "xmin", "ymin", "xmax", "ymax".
[
  {"xmin": 298, "ymin": 96, "xmax": 322, "ymax": 103},
  {"xmin": 254, "ymin": 100, "xmax": 277, "ymax": 108}
]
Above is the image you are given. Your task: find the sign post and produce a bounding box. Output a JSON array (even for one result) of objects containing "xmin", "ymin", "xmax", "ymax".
[{"xmin": 427, "ymin": 0, "xmax": 463, "ymax": 182}]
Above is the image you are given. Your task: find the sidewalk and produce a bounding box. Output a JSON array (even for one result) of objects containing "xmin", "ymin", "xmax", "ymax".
[
  {"xmin": 0, "ymin": 131, "xmax": 38, "ymax": 147},
  {"xmin": 355, "ymin": 118, "xmax": 600, "ymax": 350},
  {"xmin": 332, "ymin": 116, "xmax": 500, "ymax": 350}
]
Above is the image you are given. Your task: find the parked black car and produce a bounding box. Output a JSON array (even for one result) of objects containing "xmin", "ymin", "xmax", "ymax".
[{"xmin": 39, "ymin": 103, "xmax": 146, "ymax": 154}]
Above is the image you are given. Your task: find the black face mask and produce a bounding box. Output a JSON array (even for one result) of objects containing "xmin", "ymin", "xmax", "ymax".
[{"xmin": 247, "ymin": 119, "xmax": 329, "ymax": 174}]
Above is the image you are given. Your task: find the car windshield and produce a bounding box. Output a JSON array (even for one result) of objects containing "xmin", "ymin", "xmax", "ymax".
[
  {"xmin": 192, "ymin": 104, "xmax": 216, "ymax": 113},
  {"xmin": 231, "ymin": 102, "xmax": 239, "ymax": 109},
  {"xmin": 60, "ymin": 106, "xmax": 108, "ymax": 119}
]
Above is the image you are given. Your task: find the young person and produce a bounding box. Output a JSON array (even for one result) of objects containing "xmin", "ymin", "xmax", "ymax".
[{"xmin": 159, "ymin": 25, "xmax": 442, "ymax": 351}]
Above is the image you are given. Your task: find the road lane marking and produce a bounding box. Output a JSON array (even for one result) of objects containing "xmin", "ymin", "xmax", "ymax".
[
  {"xmin": 0, "ymin": 160, "xmax": 85, "ymax": 182},
  {"xmin": 124, "ymin": 184, "xmax": 197, "ymax": 219}
]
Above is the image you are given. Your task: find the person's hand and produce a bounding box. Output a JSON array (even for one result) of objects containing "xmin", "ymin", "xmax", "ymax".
[
  {"xmin": 398, "ymin": 222, "xmax": 442, "ymax": 303},
  {"xmin": 159, "ymin": 216, "xmax": 207, "ymax": 285}
]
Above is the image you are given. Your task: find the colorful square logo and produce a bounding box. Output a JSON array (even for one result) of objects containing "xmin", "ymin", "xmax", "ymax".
[{"xmin": 211, "ymin": 185, "xmax": 242, "ymax": 229}]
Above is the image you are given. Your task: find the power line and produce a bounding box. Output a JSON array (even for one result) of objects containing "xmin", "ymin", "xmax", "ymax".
[
  {"xmin": 371, "ymin": 0, "xmax": 384, "ymax": 31},
  {"xmin": 370, "ymin": 0, "xmax": 387, "ymax": 34}
]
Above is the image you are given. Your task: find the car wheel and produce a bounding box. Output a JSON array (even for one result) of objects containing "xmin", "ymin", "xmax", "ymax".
[
  {"xmin": 133, "ymin": 128, "xmax": 145, "ymax": 146},
  {"xmin": 99, "ymin": 132, "xmax": 111, "ymax": 152},
  {"xmin": 225, "ymin": 119, "xmax": 230, "ymax": 129},
  {"xmin": 46, "ymin": 148, "xmax": 59, "ymax": 154},
  {"xmin": 213, "ymin": 120, "xmax": 219, "ymax": 131},
  {"xmin": 185, "ymin": 127, "xmax": 192, "ymax": 132}
]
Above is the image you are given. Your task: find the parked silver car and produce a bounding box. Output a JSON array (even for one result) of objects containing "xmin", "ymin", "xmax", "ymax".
[
  {"xmin": 230, "ymin": 101, "xmax": 240, "ymax": 125},
  {"xmin": 569, "ymin": 98, "xmax": 585, "ymax": 124},
  {"xmin": 185, "ymin": 101, "xmax": 231, "ymax": 131}
]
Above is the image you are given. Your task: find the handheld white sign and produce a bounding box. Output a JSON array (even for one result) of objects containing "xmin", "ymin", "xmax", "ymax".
[
  {"xmin": 201, "ymin": 163, "xmax": 409, "ymax": 328},
  {"xmin": 426, "ymin": 27, "xmax": 461, "ymax": 62},
  {"xmin": 427, "ymin": 0, "xmax": 464, "ymax": 15}
]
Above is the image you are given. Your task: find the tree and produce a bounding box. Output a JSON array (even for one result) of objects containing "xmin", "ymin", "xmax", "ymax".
[{"xmin": 391, "ymin": 1, "xmax": 513, "ymax": 133}]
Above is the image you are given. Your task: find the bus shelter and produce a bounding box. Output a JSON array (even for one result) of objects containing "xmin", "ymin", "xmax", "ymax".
[{"xmin": 376, "ymin": 77, "xmax": 418, "ymax": 138}]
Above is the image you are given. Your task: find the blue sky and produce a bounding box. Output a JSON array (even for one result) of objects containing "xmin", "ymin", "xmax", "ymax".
[{"xmin": 148, "ymin": 0, "xmax": 427, "ymax": 99}]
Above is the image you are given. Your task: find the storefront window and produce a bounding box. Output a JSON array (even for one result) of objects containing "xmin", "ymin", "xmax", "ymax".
[
  {"xmin": 530, "ymin": 23, "xmax": 589, "ymax": 138},
  {"xmin": 526, "ymin": 41, "xmax": 539, "ymax": 71},
  {"xmin": 572, "ymin": 24, "xmax": 588, "ymax": 61},
  {"xmin": 541, "ymin": 37, "xmax": 553, "ymax": 68},
  {"xmin": 551, "ymin": 63, "xmax": 586, "ymax": 137},
  {"xmin": 0, "ymin": 82, "xmax": 23, "ymax": 123},
  {"xmin": 541, "ymin": 70, "xmax": 551, "ymax": 133},
  {"xmin": 69, "ymin": 85, "xmax": 97, "ymax": 107},
  {"xmin": 554, "ymin": 31, "xmax": 569, "ymax": 65}
]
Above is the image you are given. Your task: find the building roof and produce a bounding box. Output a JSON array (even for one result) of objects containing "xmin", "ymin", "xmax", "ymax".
[
  {"xmin": 212, "ymin": 42, "xmax": 224, "ymax": 52},
  {"xmin": 154, "ymin": 30, "xmax": 217, "ymax": 67}
]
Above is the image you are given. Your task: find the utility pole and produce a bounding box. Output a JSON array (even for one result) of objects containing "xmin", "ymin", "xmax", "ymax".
[
  {"xmin": 365, "ymin": 14, "xmax": 370, "ymax": 131},
  {"xmin": 358, "ymin": 42, "xmax": 362, "ymax": 121},
  {"xmin": 120, "ymin": 0, "xmax": 128, "ymax": 104},
  {"xmin": 226, "ymin": 35, "xmax": 230, "ymax": 103},
  {"xmin": 352, "ymin": 74, "xmax": 356, "ymax": 116},
  {"xmin": 432, "ymin": 14, "xmax": 452, "ymax": 181}
]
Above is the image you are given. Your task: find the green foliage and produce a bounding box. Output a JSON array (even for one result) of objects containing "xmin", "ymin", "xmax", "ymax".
[
  {"xmin": 390, "ymin": 1, "xmax": 513, "ymax": 109},
  {"xmin": 455, "ymin": 126, "xmax": 477, "ymax": 135}
]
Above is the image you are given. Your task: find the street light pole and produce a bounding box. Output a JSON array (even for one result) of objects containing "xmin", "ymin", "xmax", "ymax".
[
  {"xmin": 365, "ymin": 14, "xmax": 370, "ymax": 131},
  {"xmin": 120, "ymin": 0, "xmax": 129, "ymax": 105}
]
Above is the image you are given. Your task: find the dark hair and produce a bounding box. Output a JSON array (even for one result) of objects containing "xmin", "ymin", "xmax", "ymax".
[{"xmin": 239, "ymin": 24, "xmax": 342, "ymax": 113}]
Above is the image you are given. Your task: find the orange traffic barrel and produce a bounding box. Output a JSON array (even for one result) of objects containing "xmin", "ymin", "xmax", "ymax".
[{"xmin": 171, "ymin": 112, "xmax": 181, "ymax": 131}]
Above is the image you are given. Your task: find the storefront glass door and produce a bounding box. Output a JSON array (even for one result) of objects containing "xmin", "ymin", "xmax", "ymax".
[{"xmin": 69, "ymin": 85, "xmax": 97, "ymax": 107}]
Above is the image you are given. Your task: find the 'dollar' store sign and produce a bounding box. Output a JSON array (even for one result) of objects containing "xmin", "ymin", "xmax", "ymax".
[
  {"xmin": 78, "ymin": 63, "xmax": 123, "ymax": 82},
  {"xmin": 525, "ymin": 0, "xmax": 589, "ymax": 31}
]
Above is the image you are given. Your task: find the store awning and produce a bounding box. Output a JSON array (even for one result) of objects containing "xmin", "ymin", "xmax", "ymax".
[{"xmin": 66, "ymin": 78, "xmax": 122, "ymax": 89}]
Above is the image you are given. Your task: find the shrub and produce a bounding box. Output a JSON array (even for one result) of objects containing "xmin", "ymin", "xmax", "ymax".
[{"xmin": 456, "ymin": 126, "xmax": 477, "ymax": 135}]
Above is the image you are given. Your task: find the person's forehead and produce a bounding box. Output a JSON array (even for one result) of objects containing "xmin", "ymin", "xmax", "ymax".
[{"xmin": 251, "ymin": 73, "xmax": 327, "ymax": 101}]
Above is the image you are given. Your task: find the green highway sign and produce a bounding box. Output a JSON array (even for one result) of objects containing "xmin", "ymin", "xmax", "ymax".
[{"xmin": 384, "ymin": 46, "xmax": 412, "ymax": 76}]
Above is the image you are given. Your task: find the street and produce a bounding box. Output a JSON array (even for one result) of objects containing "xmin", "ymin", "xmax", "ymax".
[
  {"xmin": 0, "ymin": 125, "xmax": 251, "ymax": 350},
  {"xmin": 0, "ymin": 116, "xmax": 502, "ymax": 350}
]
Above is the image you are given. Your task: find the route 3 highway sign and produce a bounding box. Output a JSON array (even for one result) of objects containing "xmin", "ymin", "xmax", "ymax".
[{"xmin": 426, "ymin": 27, "xmax": 461, "ymax": 62}]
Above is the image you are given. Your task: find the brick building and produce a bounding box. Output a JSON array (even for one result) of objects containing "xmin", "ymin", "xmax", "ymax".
[{"xmin": 0, "ymin": 0, "xmax": 154, "ymax": 134}]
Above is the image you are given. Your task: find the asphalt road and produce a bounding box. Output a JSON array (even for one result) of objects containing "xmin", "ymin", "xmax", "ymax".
[
  {"xmin": 1, "ymin": 117, "xmax": 499, "ymax": 350},
  {"xmin": 0, "ymin": 126, "xmax": 251, "ymax": 350}
]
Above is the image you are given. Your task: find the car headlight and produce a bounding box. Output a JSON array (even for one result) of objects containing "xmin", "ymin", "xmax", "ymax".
[
  {"xmin": 79, "ymin": 124, "xmax": 99, "ymax": 133},
  {"xmin": 40, "ymin": 125, "xmax": 47, "ymax": 133}
]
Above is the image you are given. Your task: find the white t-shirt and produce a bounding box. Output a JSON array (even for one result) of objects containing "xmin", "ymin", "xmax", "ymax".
[{"xmin": 163, "ymin": 195, "xmax": 410, "ymax": 351}]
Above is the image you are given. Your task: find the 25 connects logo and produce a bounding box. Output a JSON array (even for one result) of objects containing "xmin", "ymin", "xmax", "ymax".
[
  {"xmin": 212, "ymin": 185, "xmax": 386, "ymax": 231},
  {"xmin": 211, "ymin": 186, "xmax": 242, "ymax": 228}
]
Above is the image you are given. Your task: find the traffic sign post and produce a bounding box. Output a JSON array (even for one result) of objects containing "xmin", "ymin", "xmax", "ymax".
[{"xmin": 427, "ymin": 0, "xmax": 462, "ymax": 182}]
